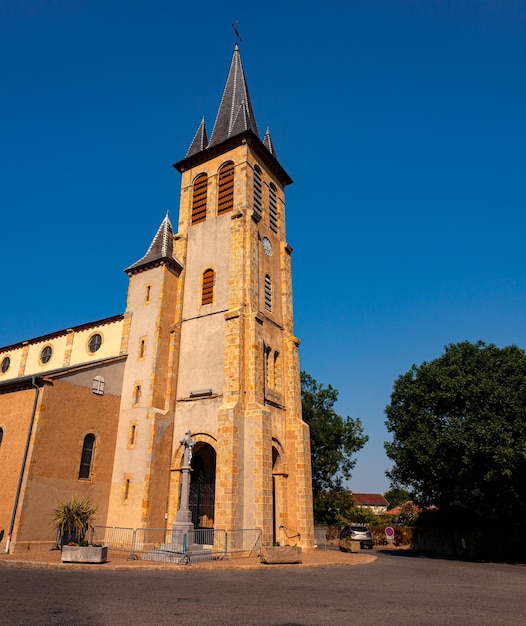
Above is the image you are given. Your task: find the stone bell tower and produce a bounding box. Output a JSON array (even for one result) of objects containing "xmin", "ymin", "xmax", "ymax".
[
  {"xmin": 168, "ymin": 43, "xmax": 313, "ymax": 548},
  {"xmin": 107, "ymin": 43, "xmax": 313, "ymax": 548}
]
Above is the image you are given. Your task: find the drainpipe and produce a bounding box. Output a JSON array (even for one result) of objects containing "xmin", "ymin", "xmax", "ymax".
[{"xmin": 5, "ymin": 377, "xmax": 40, "ymax": 553}]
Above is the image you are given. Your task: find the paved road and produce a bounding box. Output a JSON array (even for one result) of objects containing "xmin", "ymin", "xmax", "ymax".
[{"xmin": 1, "ymin": 550, "xmax": 525, "ymax": 625}]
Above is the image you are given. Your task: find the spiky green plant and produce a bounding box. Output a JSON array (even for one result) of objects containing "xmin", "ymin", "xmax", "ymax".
[{"xmin": 51, "ymin": 496, "xmax": 97, "ymax": 545}]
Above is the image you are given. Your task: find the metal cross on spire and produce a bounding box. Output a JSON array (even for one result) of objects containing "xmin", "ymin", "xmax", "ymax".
[{"xmin": 232, "ymin": 21, "xmax": 242, "ymax": 43}]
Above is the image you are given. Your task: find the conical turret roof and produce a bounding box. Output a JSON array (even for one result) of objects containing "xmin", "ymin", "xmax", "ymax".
[
  {"xmin": 208, "ymin": 43, "xmax": 259, "ymax": 147},
  {"xmin": 263, "ymin": 127, "xmax": 277, "ymax": 158},
  {"xmin": 125, "ymin": 213, "xmax": 183, "ymax": 275},
  {"xmin": 186, "ymin": 117, "xmax": 209, "ymax": 158}
]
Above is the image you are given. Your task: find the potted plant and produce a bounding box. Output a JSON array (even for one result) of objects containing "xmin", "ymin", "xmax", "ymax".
[{"xmin": 51, "ymin": 496, "xmax": 107, "ymax": 563}]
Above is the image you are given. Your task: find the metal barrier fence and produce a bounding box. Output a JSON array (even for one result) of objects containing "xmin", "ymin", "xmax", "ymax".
[
  {"xmin": 92, "ymin": 526, "xmax": 135, "ymax": 558},
  {"xmin": 314, "ymin": 526, "xmax": 328, "ymax": 549},
  {"xmin": 92, "ymin": 526, "xmax": 262, "ymax": 563}
]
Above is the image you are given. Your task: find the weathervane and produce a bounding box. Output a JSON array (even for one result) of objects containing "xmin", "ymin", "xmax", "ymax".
[{"xmin": 232, "ymin": 21, "xmax": 242, "ymax": 44}]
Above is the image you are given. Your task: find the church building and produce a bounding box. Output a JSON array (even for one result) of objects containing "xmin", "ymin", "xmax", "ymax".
[{"xmin": 0, "ymin": 43, "xmax": 314, "ymax": 553}]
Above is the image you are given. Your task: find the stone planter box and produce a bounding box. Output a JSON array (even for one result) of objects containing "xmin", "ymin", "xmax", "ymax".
[
  {"xmin": 61, "ymin": 545, "xmax": 108, "ymax": 563},
  {"xmin": 260, "ymin": 546, "xmax": 303, "ymax": 564},
  {"xmin": 339, "ymin": 539, "xmax": 361, "ymax": 553}
]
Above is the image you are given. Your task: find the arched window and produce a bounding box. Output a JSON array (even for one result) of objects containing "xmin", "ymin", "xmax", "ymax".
[
  {"xmin": 192, "ymin": 173, "xmax": 208, "ymax": 224},
  {"xmin": 217, "ymin": 161, "xmax": 234, "ymax": 215},
  {"xmin": 78, "ymin": 434, "xmax": 95, "ymax": 480},
  {"xmin": 253, "ymin": 165, "xmax": 262, "ymax": 220},
  {"xmin": 1, "ymin": 356, "xmax": 10, "ymax": 373},
  {"xmin": 264, "ymin": 274, "xmax": 272, "ymax": 312},
  {"xmin": 202, "ymin": 268, "xmax": 215, "ymax": 305},
  {"xmin": 269, "ymin": 183, "xmax": 278, "ymax": 233},
  {"xmin": 274, "ymin": 351, "xmax": 281, "ymax": 391},
  {"xmin": 265, "ymin": 345, "xmax": 272, "ymax": 389}
]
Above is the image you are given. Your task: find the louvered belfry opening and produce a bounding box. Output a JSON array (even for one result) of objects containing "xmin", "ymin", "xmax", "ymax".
[
  {"xmin": 202, "ymin": 268, "xmax": 215, "ymax": 305},
  {"xmin": 264, "ymin": 274, "xmax": 272, "ymax": 312},
  {"xmin": 192, "ymin": 173, "xmax": 208, "ymax": 224},
  {"xmin": 253, "ymin": 165, "xmax": 262, "ymax": 219},
  {"xmin": 269, "ymin": 183, "xmax": 278, "ymax": 233},
  {"xmin": 217, "ymin": 161, "xmax": 234, "ymax": 215}
]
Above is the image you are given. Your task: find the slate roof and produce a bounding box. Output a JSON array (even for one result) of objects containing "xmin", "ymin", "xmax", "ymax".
[
  {"xmin": 125, "ymin": 213, "xmax": 183, "ymax": 275},
  {"xmin": 175, "ymin": 44, "xmax": 292, "ymax": 188},
  {"xmin": 186, "ymin": 117, "xmax": 209, "ymax": 158},
  {"xmin": 263, "ymin": 127, "xmax": 276, "ymax": 157},
  {"xmin": 208, "ymin": 43, "xmax": 259, "ymax": 147}
]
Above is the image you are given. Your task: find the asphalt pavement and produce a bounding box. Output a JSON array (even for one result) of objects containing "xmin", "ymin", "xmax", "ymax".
[{"xmin": 1, "ymin": 549, "xmax": 525, "ymax": 625}]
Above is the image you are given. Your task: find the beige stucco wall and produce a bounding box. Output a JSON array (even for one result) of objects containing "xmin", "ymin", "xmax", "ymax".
[
  {"xmin": 69, "ymin": 320, "xmax": 124, "ymax": 365},
  {"xmin": 0, "ymin": 317, "xmax": 124, "ymax": 383},
  {"xmin": 0, "ymin": 345, "xmax": 25, "ymax": 381}
]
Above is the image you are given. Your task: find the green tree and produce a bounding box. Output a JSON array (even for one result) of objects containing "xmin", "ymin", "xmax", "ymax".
[
  {"xmin": 385, "ymin": 341, "xmax": 526, "ymax": 521},
  {"xmin": 312, "ymin": 490, "xmax": 356, "ymax": 526},
  {"xmin": 384, "ymin": 488, "xmax": 411, "ymax": 510},
  {"xmin": 301, "ymin": 372, "xmax": 368, "ymax": 495},
  {"xmin": 392, "ymin": 501, "xmax": 420, "ymax": 527}
]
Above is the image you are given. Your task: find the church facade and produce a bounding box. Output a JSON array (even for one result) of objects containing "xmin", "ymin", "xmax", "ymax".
[{"xmin": 0, "ymin": 44, "xmax": 314, "ymax": 553}]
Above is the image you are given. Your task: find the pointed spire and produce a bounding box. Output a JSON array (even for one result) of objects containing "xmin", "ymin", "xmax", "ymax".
[
  {"xmin": 174, "ymin": 44, "xmax": 292, "ymax": 188},
  {"xmin": 208, "ymin": 43, "xmax": 259, "ymax": 147},
  {"xmin": 186, "ymin": 117, "xmax": 208, "ymax": 158},
  {"xmin": 263, "ymin": 127, "xmax": 277, "ymax": 157},
  {"xmin": 125, "ymin": 213, "xmax": 183, "ymax": 275}
]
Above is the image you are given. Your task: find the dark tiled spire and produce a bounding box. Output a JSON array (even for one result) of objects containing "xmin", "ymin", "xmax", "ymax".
[
  {"xmin": 208, "ymin": 43, "xmax": 259, "ymax": 147},
  {"xmin": 125, "ymin": 213, "xmax": 183, "ymax": 274},
  {"xmin": 263, "ymin": 127, "xmax": 277, "ymax": 158},
  {"xmin": 186, "ymin": 117, "xmax": 208, "ymax": 158},
  {"xmin": 175, "ymin": 44, "xmax": 292, "ymax": 187}
]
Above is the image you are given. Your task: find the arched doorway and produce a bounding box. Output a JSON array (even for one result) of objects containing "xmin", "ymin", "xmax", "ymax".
[{"xmin": 189, "ymin": 442, "xmax": 216, "ymax": 529}]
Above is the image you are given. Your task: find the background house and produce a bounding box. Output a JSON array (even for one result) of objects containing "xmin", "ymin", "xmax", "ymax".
[{"xmin": 352, "ymin": 493, "xmax": 389, "ymax": 515}]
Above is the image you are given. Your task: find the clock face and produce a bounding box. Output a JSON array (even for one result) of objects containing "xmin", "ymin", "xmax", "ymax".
[{"xmin": 262, "ymin": 237, "xmax": 273, "ymax": 256}]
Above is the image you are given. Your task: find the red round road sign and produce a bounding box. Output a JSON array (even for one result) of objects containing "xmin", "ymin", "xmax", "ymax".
[{"xmin": 385, "ymin": 526, "xmax": 395, "ymax": 538}]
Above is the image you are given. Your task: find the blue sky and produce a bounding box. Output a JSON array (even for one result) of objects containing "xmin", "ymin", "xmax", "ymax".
[{"xmin": 2, "ymin": 1, "xmax": 526, "ymax": 494}]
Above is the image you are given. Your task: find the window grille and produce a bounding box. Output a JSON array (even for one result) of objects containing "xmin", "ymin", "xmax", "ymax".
[
  {"xmin": 192, "ymin": 173, "xmax": 208, "ymax": 224},
  {"xmin": 40, "ymin": 346, "xmax": 52, "ymax": 364},
  {"xmin": 218, "ymin": 162, "xmax": 234, "ymax": 215},
  {"xmin": 88, "ymin": 333, "xmax": 102, "ymax": 353}
]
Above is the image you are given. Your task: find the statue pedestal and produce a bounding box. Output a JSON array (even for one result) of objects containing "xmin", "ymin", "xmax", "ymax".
[{"xmin": 171, "ymin": 514, "xmax": 195, "ymax": 553}]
